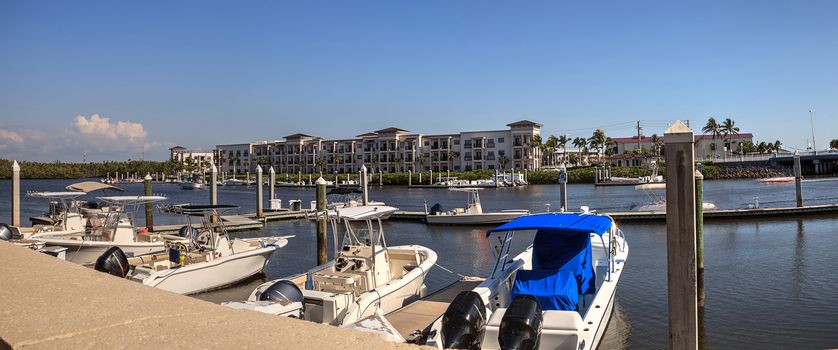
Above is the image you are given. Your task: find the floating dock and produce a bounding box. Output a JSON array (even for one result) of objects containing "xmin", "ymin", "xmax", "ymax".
[{"xmin": 386, "ymin": 277, "xmax": 485, "ymax": 342}]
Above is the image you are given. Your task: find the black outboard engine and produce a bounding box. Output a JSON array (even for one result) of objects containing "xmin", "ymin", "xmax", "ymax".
[
  {"xmin": 95, "ymin": 246, "xmax": 130, "ymax": 278},
  {"xmin": 259, "ymin": 280, "xmax": 306, "ymax": 318},
  {"xmin": 499, "ymin": 295, "xmax": 543, "ymax": 350},
  {"xmin": 429, "ymin": 203, "xmax": 444, "ymax": 215},
  {"xmin": 440, "ymin": 291, "xmax": 487, "ymax": 349},
  {"xmin": 178, "ymin": 225, "xmax": 198, "ymax": 238},
  {"xmin": 0, "ymin": 223, "xmax": 12, "ymax": 241}
]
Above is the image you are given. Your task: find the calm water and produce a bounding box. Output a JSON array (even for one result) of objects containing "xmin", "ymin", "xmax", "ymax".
[{"xmin": 2, "ymin": 178, "xmax": 838, "ymax": 349}]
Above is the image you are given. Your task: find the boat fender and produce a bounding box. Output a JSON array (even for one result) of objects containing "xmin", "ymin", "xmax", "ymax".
[
  {"xmin": 94, "ymin": 246, "xmax": 130, "ymax": 278},
  {"xmin": 440, "ymin": 291, "xmax": 487, "ymax": 349},
  {"xmin": 259, "ymin": 280, "xmax": 305, "ymax": 318},
  {"xmin": 0, "ymin": 223, "xmax": 11, "ymax": 241},
  {"xmin": 498, "ymin": 294, "xmax": 542, "ymax": 350}
]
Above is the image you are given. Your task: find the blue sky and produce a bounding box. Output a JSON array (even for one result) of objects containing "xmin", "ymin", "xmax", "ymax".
[{"xmin": 1, "ymin": 1, "xmax": 836, "ymax": 161}]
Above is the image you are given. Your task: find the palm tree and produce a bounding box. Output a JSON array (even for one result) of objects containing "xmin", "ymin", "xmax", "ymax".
[
  {"xmin": 530, "ymin": 135, "xmax": 543, "ymax": 169},
  {"xmin": 720, "ymin": 118, "xmax": 740, "ymax": 156},
  {"xmin": 702, "ymin": 117, "xmax": 721, "ymax": 159},
  {"xmin": 334, "ymin": 155, "xmax": 344, "ymax": 173},
  {"xmin": 498, "ymin": 155, "xmax": 509, "ymax": 170},
  {"xmin": 447, "ymin": 151, "xmax": 459, "ymax": 172},
  {"xmin": 650, "ymin": 134, "xmax": 662, "ymax": 157},
  {"xmin": 545, "ymin": 135, "xmax": 559, "ymax": 167},
  {"xmin": 557, "ymin": 135, "xmax": 569, "ymax": 165},
  {"xmin": 588, "ymin": 129, "xmax": 607, "ymax": 163},
  {"xmin": 773, "ymin": 140, "xmax": 782, "ymax": 154},
  {"xmin": 572, "ymin": 137, "xmax": 588, "ymax": 166}
]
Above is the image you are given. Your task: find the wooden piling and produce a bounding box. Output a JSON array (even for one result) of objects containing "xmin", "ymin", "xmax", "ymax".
[
  {"xmin": 210, "ymin": 165, "xmax": 218, "ymax": 206},
  {"xmin": 269, "ymin": 167, "xmax": 276, "ymax": 200},
  {"xmin": 11, "ymin": 161, "xmax": 20, "ymax": 227},
  {"xmin": 361, "ymin": 165, "xmax": 369, "ymax": 205},
  {"xmin": 664, "ymin": 120, "xmax": 698, "ymax": 350},
  {"xmin": 315, "ymin": 177, "xmax": 328, "ymax": 265},
  {"xmin": 256, "ymin": 165, "xmax": 263, "ymax": 218},
  {"xmin": 144, "ymin": 174, "xmax": 154, "ymax": 231},
  {"xmin": 794, "ymin": 152, "xmax": 803, "ymax": 207},
  {"xmin": 695, "ymin": 170, "xmax": 705, "ymax": 308},
  {"xmin": 408, "ymin": 170, "xmax": 412, "ymax": 187}
]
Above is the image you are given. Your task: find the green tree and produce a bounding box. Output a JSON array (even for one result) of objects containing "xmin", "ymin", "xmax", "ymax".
[
  {"xmin": 545, "ymin": 135, "xmax": 559, "ymax": 167},
  {"xmin": 557, "ymin": 135, "xmax": 569, "ymax": 165},
  {"xmin": 587, "ymin": 129, "xmax": 607, "ymax": 163},
  {"xmin": 702, "ymin": 117, "xmax": 722, "ymax": 159},
  {"xmin": 720, "ymin": 118, "xmax": 740, "ymax": 155},
  {"xmin": 830, "ymin": 139, "xmax": 838, "ymax": 150}
]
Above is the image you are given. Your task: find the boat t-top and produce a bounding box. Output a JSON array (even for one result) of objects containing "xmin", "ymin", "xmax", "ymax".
[
  {"xmin": 224, "ymin": 205, "xmax": 437, "ymax": 327},
  {"xmin": 5, "ymin": 191, "xmax": 90, "ymax": 240},
  {"xmin": 421, "ymin": 211, "xmax": 629, "ymax": 350},
  {"xmin": 94, "ymin": 204, "xmax": 290, "ymax": 295},
  {"xmin": 425, "ymin": 188, "xmax": 530, "ymax": 225}
]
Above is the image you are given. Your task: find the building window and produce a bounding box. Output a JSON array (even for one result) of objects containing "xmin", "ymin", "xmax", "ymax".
[
  {"xmin": 498, "ymin": 137, "xmax": 504, "ymax": 143},
  {"xmin": 453, "ymin": 140, "xmax": 460, "ymax": 145}
]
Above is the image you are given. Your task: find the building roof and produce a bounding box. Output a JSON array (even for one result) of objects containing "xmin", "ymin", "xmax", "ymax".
[
  {"xmin": 374, "ymin": 127, "xmax": 410, "ymax": 134},
  {"xmin": 284, "ymin": 133, "xmax": 316, "ymax": 139},
  {"xmin": 356, "ymin": 132, "xmax": 378, "ymax": 138},
  {"xmin": 507, "ymin": 120, "xmax": 543, "ymax": 128},
  {"xmin": 169, "ymin": 146, "xmax": 186, "ymax": 151}
]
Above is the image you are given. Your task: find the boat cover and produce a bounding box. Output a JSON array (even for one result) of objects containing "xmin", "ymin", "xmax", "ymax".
[
  {"xmin": 511, "ymin": 270, "xmax": 578, "ymax": 311},
  {"xmin": 532, "ymin": 231, "xmax": 595, "ymax": 295},
  {"xmin": 485, "ymin": 213, "xmax": 612, "ymax": 236},
  {"xmin": 66, "ymin": 181, "xmax": 124, "ymax": 192}
]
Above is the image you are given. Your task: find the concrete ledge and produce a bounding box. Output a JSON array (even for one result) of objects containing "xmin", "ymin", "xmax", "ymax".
[{"xmin": 0, "ymin": 242, "xmax": 425, "ymax": 350}]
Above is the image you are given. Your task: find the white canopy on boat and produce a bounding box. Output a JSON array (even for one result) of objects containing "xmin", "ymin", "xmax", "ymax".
[
  {"xmin": 449, "ymin": 187, "xmax": 482, "ymax": 192},
  {"xmin": 27, "ymin": 191, "xmax": 87, "ymax": 198},
  {"xmin": 97, "ymin": 196, "xmax": 168, "ymax": 204},
  {"xmin": 66, "ymin": 181, "xmax": 124, "ymax": 192},
  {"xmin": 335, "ymin": 205, "xmax": 398, "ymax": 221}
]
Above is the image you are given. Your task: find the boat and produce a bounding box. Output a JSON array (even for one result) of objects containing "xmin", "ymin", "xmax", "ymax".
[
  {"xmin": 7, "ymin": 191, "xmax": 90, "ymax": 240},
  {"xmin": 758, "ymin": 176, "xmax": 794, "ymax": 184},
  {"xmin": 223, "ymin": 178, "xmax": 250, "ymax": 186},
  {"xmin": 93, "ymin": 204, "xmax": 290, "ymax": 295},
  {"xmin": 425, "ymin": 188, "xmax": 530, "ymax": 225},
  {"xmin": 181, "ymin": 181, "xmax": 205, "ymax": 190},
  {"xmin": 420, "ymin": 211, "xmax": 629, "ymax": 350},
  {"xmin": 631, "ymin": 183, "xmax": 717, "ymax": 212},
  {"xmin": 32, "ymin": 196, "xmax": 188, "ymax": 264},
  {"xmin": 223, "ymin": 205, "xmax": 437, "ymax": 327},
  {"xmin": 325, "ymin": 187, "xmax": 386, "ymax": 209}
]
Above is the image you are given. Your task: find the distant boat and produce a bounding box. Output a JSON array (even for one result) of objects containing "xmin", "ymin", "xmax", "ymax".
[
  {"xmin": 758, "ymin": 176, "xmax": 794, "ymax": 184},
  {"xmin": 632, "ymin": 183, "xmax": 716, "ymax": 212},
  {"xmin": 181, "ymin": 181, "xmax": 204, "ymax": 190},
  {"xmin": 425, "ymin": 188, "xmax": 529, "ymax": 225}
]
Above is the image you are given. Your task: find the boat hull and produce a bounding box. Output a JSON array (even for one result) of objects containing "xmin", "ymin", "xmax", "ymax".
[
  {"xmin": 142, "ymin": 246, "xmax": 277, "ymax": 295},
  {"xmin": 39, "ymin": 239, "xmax": 167, "ymax": 264},
  {"xmin": 425, "ymin": 212, "xmax": 528, "ymax": 225}
]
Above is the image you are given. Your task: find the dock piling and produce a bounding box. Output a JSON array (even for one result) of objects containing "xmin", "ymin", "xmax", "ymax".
[
  {"xmin": 11, "ymin": 160, "xmax": 20, "ymax": 226},
  {"xmin": 794, "ymin": 152, "xmax": 803, "ymax": 207},
  {"xmin": 379, "ymin": 170, "xmax": 383, "ymax": 186},
  {"xmin": 695, "ymin": 170, "xmax": 705, "ymax": 308},
  {"xmin": 256, "ymin": 165, "xmax": 263, "ymax": 218},
  {"xmin": 144, "ymin": 174, "xmax": 154, "ymax": 231},
  {"xmin": 315, "ymin": 177, "xmax": 328, "ymax": 265},
  {"xmin": 664, "ymin": 120, "xmax": 699, "ymax": 350},
  {"xmin": 269, "ymin": 167, "xmax": 276, "ymax": 201},
  {"xmin": 429, "ymin": 170, "xmax": 433, "ymax": 185},
  {"xmin": 210, "ymin": 165, "xmax": 218, "ymax": 206},
  {"xmin": 408, "ymin": 170, "xmax": 412, "ymax": 187},
  {"xmin": 361, "ymin": 165, "xmax": 369, "ymax": 205},
  {"xmin": 559, "ymin": 164, "xmax": 568, "ymax": 212}
]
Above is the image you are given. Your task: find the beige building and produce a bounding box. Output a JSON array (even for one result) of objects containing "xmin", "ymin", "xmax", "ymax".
[
  {"xmin": 216, "ymin": 120, "xmax": 543, "ymax": 174},
  {"xmin": 610, "ymin": 132, "xmax": 754, "ymax": 165},
  {"xmin": 169, "ymin": 146, "xmax": 215, "ymax": 172}
]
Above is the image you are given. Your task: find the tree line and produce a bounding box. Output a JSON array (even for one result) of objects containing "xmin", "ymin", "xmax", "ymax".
[{"xmin": 0, "ymin": 159, "xmax": 185, "ymax": 179}]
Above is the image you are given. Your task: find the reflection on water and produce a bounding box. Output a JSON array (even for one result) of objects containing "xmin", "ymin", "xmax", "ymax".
[{"xmin": 2, "ymin": 179, "xmax": 838, "ymax": 349}]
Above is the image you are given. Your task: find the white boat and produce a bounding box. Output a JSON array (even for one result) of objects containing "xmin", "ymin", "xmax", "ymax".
[
  {"xmin": 34, "ymin": 196, "xmax": 184, "ymax": 264},
  {"xmin": 421, "ymin": 211, "xmax": 629, "ymax": 350},
  {"xmin": 757, "ymin": 176, "xmax": 794, "ymax": 184},
  {"xmin": 631, "ymin": 183, "xmax": 717, "ymax": 212},
  {"xmin": 93, "ymin": 204, "xmax": 290, "ymax": 295},
  {"xmin": 181, "ymin": 181, "xmax": 205, "ymax": 190},
  {"xmin": 425, "ymin": 188, "xmax": 530, "ymax": 225},
  {"xmin": 223, "ymin": 205, "xmax": 437, "ymax": 327},
  {"xmin": 7, "ymin": 191, "xmax": 90, "ymax": 240},
  {"xmin": 223, "ymin": 178, "xmax": 249, "ymax": 186},
  {"xmin": 324, "ymin": 187, "xmax": 387, "ymax": 210}
]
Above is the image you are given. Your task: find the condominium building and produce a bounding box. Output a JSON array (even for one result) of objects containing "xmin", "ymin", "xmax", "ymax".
[
  {"xmin": 215, "ymin": 120, "xmax": 542, "ymax": 174},
  {"xmin": 169, "ymin": 146, "xmax": 215, "ymax": 171}
]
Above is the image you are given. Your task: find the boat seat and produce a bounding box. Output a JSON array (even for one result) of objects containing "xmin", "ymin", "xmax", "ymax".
[
  {"xmin": 542, "ymin": 310, "xmax": 583, "ymax": 331},
  {"xmin": 312, "ymin": 271, "xmax": 363, "ymax": 295}
]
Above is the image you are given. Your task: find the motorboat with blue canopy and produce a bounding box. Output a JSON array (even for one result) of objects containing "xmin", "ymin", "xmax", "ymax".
[{"xmin": 422, "ymin": 211, "xmax": 629, "ymax": 350}]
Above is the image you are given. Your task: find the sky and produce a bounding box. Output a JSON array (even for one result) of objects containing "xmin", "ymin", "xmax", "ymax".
[{"xmin": 1, "ymin": 1, "xmax": 837, "ymax": 162}]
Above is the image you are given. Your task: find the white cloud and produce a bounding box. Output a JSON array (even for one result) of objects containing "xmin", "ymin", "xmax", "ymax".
[
  {"xmin": 74, "ymin": 114, "xmax": 147, "ymax": 142},
  {"xmin": 0, "ymin": 128, "xmax": 24, "ymax": 150}
]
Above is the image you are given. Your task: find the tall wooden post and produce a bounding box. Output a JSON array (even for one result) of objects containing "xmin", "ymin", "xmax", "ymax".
[
  {"xmin": 794, "ymin": 152, "xmax": 803, "ymax": 207},
  {"xmin": 695, "ymin": 170, "xmax": 705, "ymax": 308},
  {"xmin": 315, "ymin": 177, "xmax": 328, "ymax": 265},
  {"xmin": 558, "ymin": 164, "xmax": 568, "ymax": 212},
  {"xmin": 144, "ymin": 174, "xmax": 154, "ymax": 231},
  {"xmin": 11, "ymin": 160, "xmax": 20, "ymax": 227},
  {"xmin": 269, "ymin": 166, "xmax": 276, "ymax": 200},
  {"xmin": 256, "ymin": 165, "xmax": 263, "ymax": 218},
  {"xmin": 664, "ymin": 120, "xmax": 698, "ymax": 350},
  {"xmin": 408, "ymin": 170, "xmax": 412, "ymax": 187},
  {"xmin": 210, "ymin": 165, "xmax": 218, "ymax": 206},
  {"xmin": 361, "ymin": 165, "xmax": 369, "ymax": 205}
]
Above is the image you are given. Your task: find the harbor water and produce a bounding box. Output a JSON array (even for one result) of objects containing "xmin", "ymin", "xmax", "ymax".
[{"xmin": 2, "ymin": 178, "xmax": 838, "ymax": 349}]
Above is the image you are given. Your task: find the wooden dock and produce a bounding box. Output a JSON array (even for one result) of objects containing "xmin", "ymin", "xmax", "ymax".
[
  {"xmin": 386, "ymin": 277, "xmax": 485, "ymax": 341},
  {"xmin": 388, "ymin": 204, "xmax": 838, "ymax": 223},
  {"xmin": 151, "ymin": 210, "xmax": 309, "ymax": 234}
]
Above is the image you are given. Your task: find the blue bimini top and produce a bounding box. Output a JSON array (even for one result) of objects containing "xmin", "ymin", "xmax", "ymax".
[{"xmin": 486, "ymin": 213, "xmax": 613, "ymax": 237}]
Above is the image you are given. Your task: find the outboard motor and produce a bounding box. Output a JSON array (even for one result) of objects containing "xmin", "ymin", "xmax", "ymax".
[
  {"xmin": 499, "ymin": 295, "xmax": 543, "ymax": 350},
  {"xmin": 440, "ymin": 291, "xmax": 487, "ymax": 349},
  {"xmin": 0, "ymin": 223, "xmax": 12, "ymax": 241},
  {"xmin": 429, "ymin": 203, "xmax": 444, "ymax": 215},
  {"xmin": 178, "ymin": 225, "xmax": 198, "ymax": 238},
  {"xmin": 259, "ymin": 280, "xmax": 306, "ymax": 318},
  {"xmin": 94, "ymin": 246, "xmax": 130, "ymax": 278}
]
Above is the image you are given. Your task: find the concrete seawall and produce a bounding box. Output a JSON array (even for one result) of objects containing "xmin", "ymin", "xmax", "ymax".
[{"xmin": 0, "ymin": 242, "xmax": 425, "ymax": 349}]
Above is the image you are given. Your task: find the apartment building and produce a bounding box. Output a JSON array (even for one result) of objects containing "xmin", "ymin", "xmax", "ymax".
[
  {"xmin": 169, "ymin": 146, "xmax": 214, "ymax": 171},
  {"xmin": 215, "ymin": 120, "xmax": 542, "ymax": 174}
]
